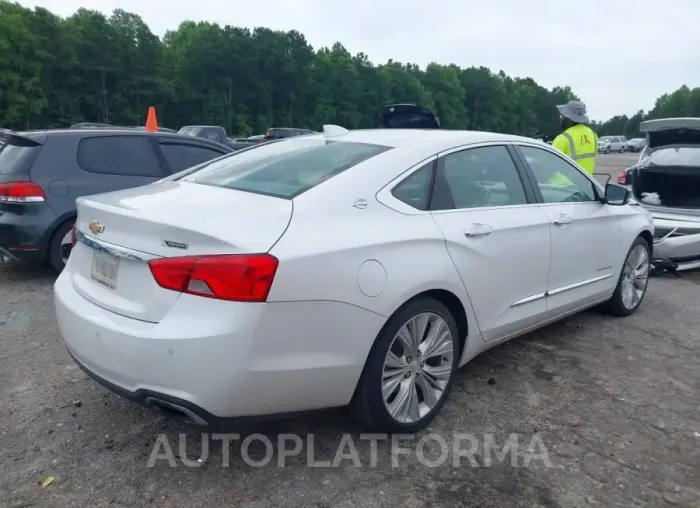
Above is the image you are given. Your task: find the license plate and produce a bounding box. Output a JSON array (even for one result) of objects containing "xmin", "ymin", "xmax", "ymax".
[{"xmin": 91, "ymin": 251, "xmax": 120, "ymax": 289}]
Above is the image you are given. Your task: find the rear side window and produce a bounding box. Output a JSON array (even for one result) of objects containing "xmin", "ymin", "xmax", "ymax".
[
  {"xmin": 391, "ymin": 162, "xmax": 434, "ymax": 210},
  {"xmin": 180, "ymin": 138, "xmax": 392, "ymax": 199},
  {"xmin": 0, "ymin": 139, "xmax": 43, "ymax": 176},
  {"xmin": 160, "ymin": 143, "xmax": 226, "ymax": 175},
  {"xmin": 78, "ymin": 136, "xmax": 162, "ymax": 177},
  {"xmin": 431, "ymin": 146, "xmax": 528, "ymax": 210}
]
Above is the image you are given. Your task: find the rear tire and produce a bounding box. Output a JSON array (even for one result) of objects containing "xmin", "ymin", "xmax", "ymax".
[
  {"xmin": 350, "ymin": 297, "xmax": 460, "ymax": 433},
  {"xmin": 48, "ymin": 220, "xmax": 74, "ymax": 274},
  {"xmin": 599, "ymin": 236, "xmax": 651, "ymax": 317}
]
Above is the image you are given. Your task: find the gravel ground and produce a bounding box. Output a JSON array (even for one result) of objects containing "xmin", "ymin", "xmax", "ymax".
[{"xmin": 1, "ymin": 154, "xmax": 699, "ymax": 508}]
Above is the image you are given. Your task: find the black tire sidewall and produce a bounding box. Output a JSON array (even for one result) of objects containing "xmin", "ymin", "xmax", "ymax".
[
  {"xmin": 357, "ymin": 297, "xmax": 460, "ymax": 433},
  {"xmin": 48, "ymin": 220, "xmax": 74, "ymax": 274}
]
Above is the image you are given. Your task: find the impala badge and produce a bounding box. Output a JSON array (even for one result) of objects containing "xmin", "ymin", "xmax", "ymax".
[
  {"xmin": 88, "ymin": 220, "xmax": 105, "ymax": 235},
  {"xmin": 162, "ymin": 240, "xmax": 188, "ymax": 250}
]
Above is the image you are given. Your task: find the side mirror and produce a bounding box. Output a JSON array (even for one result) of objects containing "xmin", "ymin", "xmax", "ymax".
[{"xmin": 604, "ymin": 183, "xmax": 631, "ymax": 205}]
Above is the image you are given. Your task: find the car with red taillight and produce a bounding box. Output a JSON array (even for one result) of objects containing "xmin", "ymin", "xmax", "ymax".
[
  {"xmin": 0, "ymin": 128, "xmax": 232, "ymax": 272},
  {"xmin": 54, "ymin": 118, "xmax": 654, "ymax": 433}
]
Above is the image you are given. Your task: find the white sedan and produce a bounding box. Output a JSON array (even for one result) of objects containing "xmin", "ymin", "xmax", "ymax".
[{"xmin": 54, "ymin": 127, "xmax": 654, "ymax": 432}]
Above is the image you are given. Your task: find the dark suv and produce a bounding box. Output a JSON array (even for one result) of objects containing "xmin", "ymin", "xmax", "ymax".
[{"xmin": 0, "ymin": 129, "xmax": 232, "ymax": 272}]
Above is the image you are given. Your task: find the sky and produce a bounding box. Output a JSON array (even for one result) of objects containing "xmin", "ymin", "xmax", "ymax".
[{"xmin": 16, "ymin": 0, "xmax": 700, "ymax": 122}]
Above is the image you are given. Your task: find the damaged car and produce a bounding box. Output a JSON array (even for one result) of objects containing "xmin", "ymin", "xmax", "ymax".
[{"xmin": 618, "ymin": 118, "xmax": 700, "ymax": 271}]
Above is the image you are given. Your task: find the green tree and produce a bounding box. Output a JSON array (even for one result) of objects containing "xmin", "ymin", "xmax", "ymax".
[{"xmin": 0, "ymin": 0, "xmax": 695, "ymax": 139}]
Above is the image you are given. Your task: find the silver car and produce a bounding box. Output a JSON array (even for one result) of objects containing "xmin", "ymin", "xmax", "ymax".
[
  {"xmin": 624, "ymin": 118, "xmax": 700, "ymax": 271},
  {"xmin": 598, "ymin": 135, "xmax": 628, "ymax": 153},
  {"xmin": 626, "ymin": 137, "xmax": 647, "ymax": 153}
]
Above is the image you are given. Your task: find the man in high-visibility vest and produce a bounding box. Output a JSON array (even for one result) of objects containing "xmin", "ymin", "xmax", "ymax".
[{"xmin": 550, "ymin": 100, "xmax": 598, "ymax": 185}]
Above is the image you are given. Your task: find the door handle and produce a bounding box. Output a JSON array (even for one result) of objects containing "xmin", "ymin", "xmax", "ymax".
[
  {"xmin": 553, "ymin": 214, "xmax": 574, "ymax": 225},
  {"xmin": 464, "ymin": 223, "xmax": 493, "ymax": 237}
]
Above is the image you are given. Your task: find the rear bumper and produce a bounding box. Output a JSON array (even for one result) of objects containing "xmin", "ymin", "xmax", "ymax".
[
  {"xmin": 650, "ymin": 215, "xmax": 700, "ymax": 271},
  {"xmin": 54, "ymin": 270, "xmax": 385, "ymax": 422},
  {"xmin": 0, "ymin": 204, "xmax": 58, "ymax": 262}
]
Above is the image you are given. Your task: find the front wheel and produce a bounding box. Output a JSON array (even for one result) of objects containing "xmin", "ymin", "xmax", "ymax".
[
  {"xmin": 599, "ymin": 236, "xmax": 651, "ymax": 316},
  {"xmin": 351, "ymin": 297, "xmax": 460, "ymax": 433},
  {"xmin": 605, "ymin": 146, "xmax": 611, "ymax": 154}
]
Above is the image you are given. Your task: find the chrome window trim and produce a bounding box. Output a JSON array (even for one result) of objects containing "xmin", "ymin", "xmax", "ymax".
[{"xmin": 376, "ymin": 141, "xmax": 536, "ymax": 215}]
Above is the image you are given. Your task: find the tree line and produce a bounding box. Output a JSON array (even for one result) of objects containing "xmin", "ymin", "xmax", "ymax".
[{"xmin": 1, "ymin": 1, "xmax": 698, "ymax": 139}]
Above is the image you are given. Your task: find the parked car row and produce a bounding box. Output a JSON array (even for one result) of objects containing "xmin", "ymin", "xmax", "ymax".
[
  {"xmin": 5, "ymin": 105, "xmax": 696, "ymax": 433},
  {"xmin": 597, "ymin": 135, "xmax": 647, "ymax": 154},
  {"xmin": 43, "ymin": 104, "xmax": 654, "ymax": 434},
  {"xmin": 180, "ymin": 125, "xmax": 317, "ymax": 150}
]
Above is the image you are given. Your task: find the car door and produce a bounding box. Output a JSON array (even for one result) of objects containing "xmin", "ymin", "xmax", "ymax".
[
  {"xmin": 514, "ymin": 143, "xmax": 621, "ymax": 315},
  {"xmin": 156, "ymin": 140, "xmax": 230, "ymax": 175},
  {"xmin": 428, "ymin": 143, "xmax": 552, "ymax": 342}
]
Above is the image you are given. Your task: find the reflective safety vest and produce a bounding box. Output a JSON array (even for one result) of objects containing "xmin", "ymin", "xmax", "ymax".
[{"xmin": 550, "ymin": 124, "xmax": 598, "ymax": 185}]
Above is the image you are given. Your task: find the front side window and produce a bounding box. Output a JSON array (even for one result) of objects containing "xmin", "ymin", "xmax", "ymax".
[
  {"xmin": 178, "ymin": 138, "xmax": 392, "ymax": 199},
  {"xmin": 519, "ymin": 145, "xmax": 597, "ymax": 203},
  {"xmin": 430, "ymin": 145, "xmax": 528, "ymax": 211}
]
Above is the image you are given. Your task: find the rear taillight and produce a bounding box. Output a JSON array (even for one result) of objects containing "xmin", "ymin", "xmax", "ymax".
[
  {"xmin": 148, "ymin": 254, "xmax": 279, "ymax": 302},
  {"xmin": 70, "ymin": 225, "xmax": 77, "ymax": 247},
  {"xmin": 0, "ymin": 181, "xmax": 45, "ymax": 203},
  {"xmin": 617, "ymin": 172, "xmax": 628, "ymax": 185}
]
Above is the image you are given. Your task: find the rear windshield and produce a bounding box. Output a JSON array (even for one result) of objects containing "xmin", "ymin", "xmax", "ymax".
[
  {"xmin": 178, "ymin": 138, "xmax": 392, "ymax": 198},
  {"xmin": 0, "ymin": 138, "xmax": 43, "ymax": 175}
]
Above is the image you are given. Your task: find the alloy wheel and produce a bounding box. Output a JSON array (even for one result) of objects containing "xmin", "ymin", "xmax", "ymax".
[
  {"xmin": 621, "ymin": 244, "xmax": 650, "ymax": 310},
  {"xmin": 381, "ymin": 312, "xmax": 455, "ymax": 424}
]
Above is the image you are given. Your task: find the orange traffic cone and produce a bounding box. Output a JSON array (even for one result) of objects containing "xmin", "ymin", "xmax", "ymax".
[{"xmin": 145, "ymin": 106, "xmax": 158, "ymax": 132}]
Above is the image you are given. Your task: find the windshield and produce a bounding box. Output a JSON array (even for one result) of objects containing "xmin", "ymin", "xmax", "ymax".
[
  {"xmin": 643, "ymin": 147, "xmax": 700, "ymax": 167},
  {"xmin": 178, "ymin": 138, "xmax": 392, "ymax": 199}
]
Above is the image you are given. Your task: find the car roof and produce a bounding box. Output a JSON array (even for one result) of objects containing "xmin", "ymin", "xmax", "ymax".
[
  {"xmin": 20, "ymin": 128, "xmax": 232, "ymax": 149},
  {"xmin": 308, "ymin": 128, "xmax": 537, "ymax": 153}
]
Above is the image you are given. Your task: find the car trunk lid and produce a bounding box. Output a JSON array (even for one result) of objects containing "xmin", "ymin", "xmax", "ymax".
[
  {"xmin": 68, "ymin": 181, "xmax": 293, "ymax": 323},
  {"xmin": 379, "ymin": 104, "xmax": 440, "ymax": 129},
  {"xmin": 633, "ymin": 118, "xmax": 700, "ymax": 213}
]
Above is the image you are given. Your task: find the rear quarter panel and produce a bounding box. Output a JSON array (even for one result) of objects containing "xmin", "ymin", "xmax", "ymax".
[
  {"xmin": 617, "ymin": 204, "xmax": 654, "ymax": 269},
  {"xmin": 267, "ymin": 201, "xmax": 475, "ymax": 321}
]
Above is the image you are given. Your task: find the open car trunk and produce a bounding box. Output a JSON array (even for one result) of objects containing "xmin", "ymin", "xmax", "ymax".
[
  {"xmin": 379, "ymin": 104, "xmax": 440, "ymax": 129},
  {"xmin": 633, "ymin": 118, "xmax": 700, "ymax": 210},
  {"xmin": 634, "ymin": 165, "xmax": 700, "ymax": 208}
]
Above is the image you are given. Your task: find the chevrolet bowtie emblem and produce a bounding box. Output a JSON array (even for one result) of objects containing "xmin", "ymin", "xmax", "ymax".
[{"xmin": 88, "ymin": 220, "xmax": 105, "ymax": 235}]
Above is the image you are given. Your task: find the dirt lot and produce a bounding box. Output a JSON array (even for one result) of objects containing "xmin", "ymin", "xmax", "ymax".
[{"xmin": 1, "ymin": 154, "xmax": 699, "ymax": 508}]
